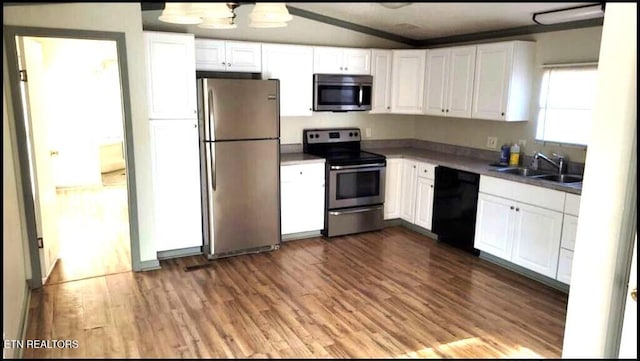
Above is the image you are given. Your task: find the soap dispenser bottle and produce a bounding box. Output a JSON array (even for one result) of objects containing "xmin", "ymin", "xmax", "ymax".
[{"xmin": 509, "ymin": 143, "xmax": 520, "ymax": 167}]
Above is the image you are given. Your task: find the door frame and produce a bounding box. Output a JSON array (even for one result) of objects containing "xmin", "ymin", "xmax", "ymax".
[{"xmin": 3, "ymin": 25, "xmax": 142, "ymax": 288}]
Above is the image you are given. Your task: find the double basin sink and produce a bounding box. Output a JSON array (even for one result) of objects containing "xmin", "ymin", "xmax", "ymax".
[{"xmin": 493, "ymin": 166, "xmax": 583, "ymax": 184}]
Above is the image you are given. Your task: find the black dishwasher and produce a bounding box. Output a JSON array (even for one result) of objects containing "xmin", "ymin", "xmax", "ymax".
[{"xmin": 432, "ymin": 166, "xmax": 480, "ymax": 255}]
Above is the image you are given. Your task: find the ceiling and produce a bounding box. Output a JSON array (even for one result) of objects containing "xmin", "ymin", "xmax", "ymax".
[
  {"xmin": 140, "ymin": 2, "xmax": 603, "ymax": 46},
  {"xmin": 287, "ymin": 2, "xmax": 597, "ymax": 41}
]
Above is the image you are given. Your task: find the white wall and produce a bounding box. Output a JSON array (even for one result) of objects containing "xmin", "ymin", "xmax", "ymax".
[
  {"xmin": 414, "ymin": 26, "xmax": 603, "ymax": 163},
  {"xmin": 562, "ymin": 3, "xmax": 637, "ymax": 357},
  {"xmin": 3, "ymin": 90, "xmax": 29, "ymax": 359},
  {"xmin": 3, "ymin": 3, "xmax": 157, "ymax": 265},
  {"xmin": 281, "ymin": 112, "xmax": 415, "ymax": 144}
]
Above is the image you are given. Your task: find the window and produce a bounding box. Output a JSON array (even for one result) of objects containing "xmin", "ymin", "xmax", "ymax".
[{"xmin": 536, "ymin": 65, "xmax": 598, "ymax": 146}]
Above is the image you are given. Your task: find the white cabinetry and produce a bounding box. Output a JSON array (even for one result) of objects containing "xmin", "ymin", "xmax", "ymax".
[
  {"xmin": 149, "ymin": 120, "xmax": 203, "ymax": 251},
  {"xmin": 384, "ymin": 158, "xmax": 402, "ymax": 219},
  {"xmin": 424, "ymin": 46, "xmax": 476, "ymax": 118},
  {"xmin": 313, "ymin": 47, "xmax": 371, "ymax": 75},
  {"xmin": 143, "ymin": 31, "xmax": 197, "ymax": 119},
  {"xmin": 397, "ymin": 159, "xmax": 436, "ymax": 230},
  {"xmin": 390, "ymin": 50, "xmax": 426, "ymax": 114},
  {"xmin": 471, "ymin": 40, "xmax": 535, "ymax": 121},
  {"xmin": 370, "ymin": 49, "xmax": 392, "ymax": 113},
  {"xmin": 414, "ymin": 163, "xmax": 435, "ymax": 230},
  {"xmin": 144, "ymin": 31, "xmax": 203, "ymax": 252},
  {"xmin": 195, "ymin": 39, "xmax": 262, "ymax": 72},
  {"xmin": 262, "ymin": 44, "xmax": 313, "ymax": 116},
  {"xmin": 281, "ymin": 163, "xmax": 325, "ymax": 235},
  {"xmin": 474, "ymin": 176, "xmax": 564, "ymax": 278},
  {"xmin": 400, "ymin": 159, "xmax": 418, "ymax": 222},
  {"xmin": 557, "ymin": 193, "xmax": 581, "ymax": 284}
]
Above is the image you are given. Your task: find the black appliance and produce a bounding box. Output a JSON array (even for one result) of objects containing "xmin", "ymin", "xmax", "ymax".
[
  {"xmin": 303, "ymin": 128, "xmax": 385, "ymax": 237},
  {"xmin": 312, "ymin": 74, "xmax": 372, "ymax": 112},
  {"xmin": 432, "ymin": 166, "xmax": 480, "ymax": 255}
]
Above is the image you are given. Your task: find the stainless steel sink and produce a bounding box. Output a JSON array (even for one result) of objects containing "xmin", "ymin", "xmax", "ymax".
[
  {"xmin": 493, "ymin": 167, "xmax": 549, "ymax": 177},
  {"xmin": 530, "ymin": 174, "xmax": 583, "ymax": 183}
]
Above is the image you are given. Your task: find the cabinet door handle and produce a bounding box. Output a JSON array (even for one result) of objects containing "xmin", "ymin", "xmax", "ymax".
[
  {"xmin": 227, "ymin": 62, "xmax": 231, "ymax": 67},
  {"xmin": 510, "ymin": 206, "xmax": 514, "ymax": 210},
  {"xmin": 501, "ymin": 112, "xmax": 505, "ymax": 116},
  {"xmin": 516, "ymin": 208, "xmax": 519, "ymax": 212},
  {"xmin": 441, "ymin": 109, "xmax": 445, "ymax": 112}
]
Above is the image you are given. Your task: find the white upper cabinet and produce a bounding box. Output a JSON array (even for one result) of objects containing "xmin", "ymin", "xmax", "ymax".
[
  {"xmin": 262, "ymin": 44, "xmax": 313, "ymax": 117},
  {"xmin": 143, "ymin": 31, "xmax": 197, "ymax": 120},
  {"xmin": 424, "ymin": 46, "xmax": 476, "ymax": 118},
  {"xmin": 195, "ymin": 39, "xmax": 262, "ymax": 72},
  {"xmin": 370, "ymin": 49, "xmax": 393, "ymax": 114},
  {"xmin": 313, "ymin": 46, "xmax": 371, "ymax": 74},
  {"xmin": 472, "ymin": 40, "xmax": 535, "ymax": 121},
  {"xmin": 390, "ymin": 50, "xmax": 426, "ymax": 114}
]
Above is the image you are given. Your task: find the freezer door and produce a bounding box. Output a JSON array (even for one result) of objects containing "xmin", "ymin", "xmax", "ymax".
[
  {"xmin": 206, "ymin": 139, "xmax": 281, "ymax": 255},
  {"xmin": 205, "ymin": 78, "xmax": 279, "ymax": 140}
]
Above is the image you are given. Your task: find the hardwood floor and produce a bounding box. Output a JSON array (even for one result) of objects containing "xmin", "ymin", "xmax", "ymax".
[
  {"xmin": 24, "ymin": 226, "xmax": 568, "ymax": 358},
  {"xmin": 46, "ymin": 180, "xmax": 131, "ymax": 285}
]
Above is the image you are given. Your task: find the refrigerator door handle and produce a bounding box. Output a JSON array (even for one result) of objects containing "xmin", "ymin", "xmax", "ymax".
[
  {"xmin": 208, "ymin": 89, "xmax": 216, "ymax": 141},
  {"xmin": 210, "ymin": 143, "xmax": 216, "ymax": 191}
]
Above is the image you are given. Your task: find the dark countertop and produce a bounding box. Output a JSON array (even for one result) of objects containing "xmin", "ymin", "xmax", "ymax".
[
  {"xmin": 366, "ymin": 147, "xmax": 582, "ymax": 195},
  {"xmin": 280, "ymin": 152, "xmax": 325, "ymax": 165}
]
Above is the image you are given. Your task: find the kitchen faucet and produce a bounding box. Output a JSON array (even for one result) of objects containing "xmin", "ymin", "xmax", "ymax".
[{"xmin": 531, "ymin": 152, "xmax": 567, "ymax": 174}]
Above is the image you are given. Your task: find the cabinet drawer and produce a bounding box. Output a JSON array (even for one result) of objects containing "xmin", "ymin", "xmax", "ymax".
[
  {"xmin": 417, "ymin": 161, "xmax": 436, "ymax": 179},
  {"xmin": 556, "ymin": 248, "xmax": 574, "ymax": 284},
  {"xmin": 281, "ymin": 163, "xmax": 325, "ymax": 182},
  {"xmin": 564, "ymin": 193, "xmax": 581, "ymax": 216},
  {"xmin": 561, "ymin": 214, "xmax": 578, "ymax": 251},
  {"xmin": 479, "ymin": 175, "xmax": 565, "ymax": 212}
]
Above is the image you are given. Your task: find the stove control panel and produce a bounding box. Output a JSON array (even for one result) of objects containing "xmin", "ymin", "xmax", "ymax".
[{"xmin": 304, "ymin": 128, "xmax": 361, "ymax": 144}]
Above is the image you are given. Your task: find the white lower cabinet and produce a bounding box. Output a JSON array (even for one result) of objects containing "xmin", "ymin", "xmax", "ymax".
[
  {"xmin": 384, "ymin": 158, "xmax": 403, "ymax": 219},
  {"xmin": 280, "ymin": 163, "xmax": 325, "ymax": 235},
  {"xmin": 150, "ymin": 119, "xmax": 203, "ymax": 252},
  {"xmin": 394, "ymin": 158, "xmax": 436, "ymax": 231},
  {"xmin": 474, "ymin": 176, "xmax": 565, "ymax": 279},
  {"xmin": 510, "ymin": 202, "xmax": 563, "ymax": 278},
  {"xmin": 414, "ymin": 177, "xmax": 435, "ymax": 230},
  {"xmin": 399, "ymin": 159, "xmax": 418, "ymax": 222},
  {"xmin": 556, "ymin": 193, "xmax": 581, "ymax": 284}
]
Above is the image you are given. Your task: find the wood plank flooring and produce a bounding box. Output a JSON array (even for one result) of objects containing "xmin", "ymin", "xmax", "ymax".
[
  {"xmin": 24, "ymin": 226, "xmax": 568, "ymax": 358},
  {"xmin": 46, "ymin": 180, "xmax": 131, "ymax": 285}
]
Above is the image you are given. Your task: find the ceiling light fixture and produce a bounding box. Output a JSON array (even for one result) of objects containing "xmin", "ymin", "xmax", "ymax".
[
  {"xmin": 379, "ymin": 3, "xmax": 412, "ymax": 10},
  {"xmin": 532, "ymin": 3, "xmax": 604, "ymax": 25},
  {"xmin": 158, "ymin": 2, "xmax": 293, "ymax": 29}
]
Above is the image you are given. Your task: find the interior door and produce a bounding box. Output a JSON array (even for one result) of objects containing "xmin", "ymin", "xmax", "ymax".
[
  {"xmin": 19, "ymin": 36, "xmax": 60, "ymax": 280},
  {"xmin": 618, "ymin": 235, "xmax": 637, "ymax": 358}
]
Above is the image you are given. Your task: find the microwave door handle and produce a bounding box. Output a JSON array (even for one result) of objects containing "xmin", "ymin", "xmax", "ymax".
[{"xmin": 358, "ymin": 86, "xmax": 363, "ymax": 107}]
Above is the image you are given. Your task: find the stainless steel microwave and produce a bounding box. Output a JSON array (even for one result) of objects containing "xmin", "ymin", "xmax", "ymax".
[{"xmin": 313, "ymin": 74, "xmax": 373, "ymax": 111}]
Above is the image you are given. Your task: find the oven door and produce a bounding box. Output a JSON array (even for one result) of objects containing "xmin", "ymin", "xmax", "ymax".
[{"xmin": 328, "ymin": 163, "xmax": 385, "ymax": 209}]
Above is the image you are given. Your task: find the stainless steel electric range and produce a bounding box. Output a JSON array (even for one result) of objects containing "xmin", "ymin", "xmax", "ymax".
[{"xmin": 303, "ymin": 128, "xmax": 386, "ymax": 237}]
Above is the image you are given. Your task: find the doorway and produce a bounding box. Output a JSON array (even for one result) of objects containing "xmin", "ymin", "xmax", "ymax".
[{"xmin": 5, "ymin": 27, "xmax": 140, "ymax": 287}]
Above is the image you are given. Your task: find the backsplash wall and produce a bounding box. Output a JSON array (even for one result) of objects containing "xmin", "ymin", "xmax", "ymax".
[
  {"xmin": 281, "ymin": 112, "xmax": 415, "ymax": 145},
  {"xmin": 413, "ymin": 26, "xmax": 603, "ymax": 165}
]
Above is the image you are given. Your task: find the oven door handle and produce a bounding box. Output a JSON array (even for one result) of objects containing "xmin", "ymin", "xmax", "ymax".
[
  {"xmin": 329, "ymin": 205, "xmax": 383, "ymax": 216},
  {"xmin": 330, "ymin": 163, "xmax": 385, "ymax": 170}
]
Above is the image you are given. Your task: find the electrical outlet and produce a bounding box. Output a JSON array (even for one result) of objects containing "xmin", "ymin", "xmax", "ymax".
[
  {"xmin": 365, "ymin": 128, "xmax": 372, "ymax": 137},
  {"xmin": 486, "ymin": 136, "xmax": 498, "ymax": 149},
  {"xmin": 518, "ymin": 139, "xmax": 527, "ymax": 147}
]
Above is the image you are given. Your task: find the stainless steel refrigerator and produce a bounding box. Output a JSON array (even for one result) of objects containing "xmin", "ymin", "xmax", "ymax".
[{"xmin": 197, "ymin": 78, "xmax": 281, "ymax": 259}]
